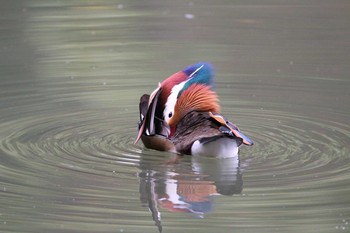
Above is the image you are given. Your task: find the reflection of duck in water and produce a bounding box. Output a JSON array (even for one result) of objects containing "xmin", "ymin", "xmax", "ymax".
[
  {"xmin": 158, "ymin": 156, "xmax": 244, "ymax": 215},
  {"xmin": 135, "ymin": 62, "xmax": 253, "ymax": 157},
  {"xmin": 157, "ymin": 174, "xmax": 217, "ymax": 216},
  {"xmin": 139, "ymin": 156, "xmax": 245, "ymax": 232}
]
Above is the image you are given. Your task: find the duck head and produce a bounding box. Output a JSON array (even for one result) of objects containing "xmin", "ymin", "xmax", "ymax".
[
  {"xmin": 135, "ymin": 62, "xmax": 215, "ymax": 144},
  {"xmin": 159, "ymin": 62, "xmax": 215, "ymax": 110},
  {"xmin": 163, "ymin": 63, "xmax": 220, "ymax": 137}
]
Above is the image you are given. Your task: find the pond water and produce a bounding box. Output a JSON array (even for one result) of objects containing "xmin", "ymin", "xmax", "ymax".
[{"xmin": 1, "ymin": 1, "xmax": 350, "ymax": 232}]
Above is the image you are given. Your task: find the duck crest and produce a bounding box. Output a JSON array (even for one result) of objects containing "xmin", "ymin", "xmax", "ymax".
[
  {"xmin": 164, "ymin": 62, "xmax": 216, "ymax": 125},
  {"xmin": 178, "ymin": 62, "xmax": 214, "ymax": 97},
  {"xmin": 158, "ymin": 62, "xmax": 213, "ymax": 110}
]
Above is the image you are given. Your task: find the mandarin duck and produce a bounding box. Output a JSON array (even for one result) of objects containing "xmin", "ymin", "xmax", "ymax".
[{"xmin": 136, "ymin": 62, "xmax": 253, "ymax": 158}]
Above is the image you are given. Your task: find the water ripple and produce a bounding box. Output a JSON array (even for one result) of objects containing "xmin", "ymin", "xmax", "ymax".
[
  {"xmin": 0, "ymin": 76, "xmax": 349, "ymax": 233},
  {"xmin": 1, "ymin": 95, "xmax": 349, "ymax": 182},
  {"xmin": 232, "ymin": 107, "xmax": 350, "ymax": 194},
  {"xmin": 0, "ymin": 110, "xmax": 141, "ymax": 176}
]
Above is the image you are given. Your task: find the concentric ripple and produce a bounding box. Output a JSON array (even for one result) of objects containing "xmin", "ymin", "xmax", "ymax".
[
  {"xmin": 239, "ymin": 108, "xmax": 350, "ymax": 186},
  {"xmin": 0, "ymin": 69, "xmax": 349, "ymax": 233},
  {"xmin": 1, "ymin": 89, "xmax": 349, "ymax": 233},
  {"xmin": 0, "ymin": 110, "xmax": 142, "ymax": 175}
]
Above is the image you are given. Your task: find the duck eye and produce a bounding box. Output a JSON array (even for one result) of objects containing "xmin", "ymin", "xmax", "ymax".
[{"xmin": 168, "ymin": 112, "xmax": 173, "ymax": 118}]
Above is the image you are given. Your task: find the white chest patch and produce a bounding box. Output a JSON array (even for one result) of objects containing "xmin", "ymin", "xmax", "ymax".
[{"xmin": 191, "ymin": 137, "xmax": 240, "ymax": 158}]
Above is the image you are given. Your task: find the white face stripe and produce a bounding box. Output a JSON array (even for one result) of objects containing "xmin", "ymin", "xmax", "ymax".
[{"xmin": 163, "ymin": 80, "xmax": 186, "ymax": 124}]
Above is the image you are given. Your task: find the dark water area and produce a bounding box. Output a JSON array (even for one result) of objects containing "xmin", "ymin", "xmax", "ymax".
[{"xmin": 0, "ymin": 1, "xmax": 350, "ymax": 232}]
